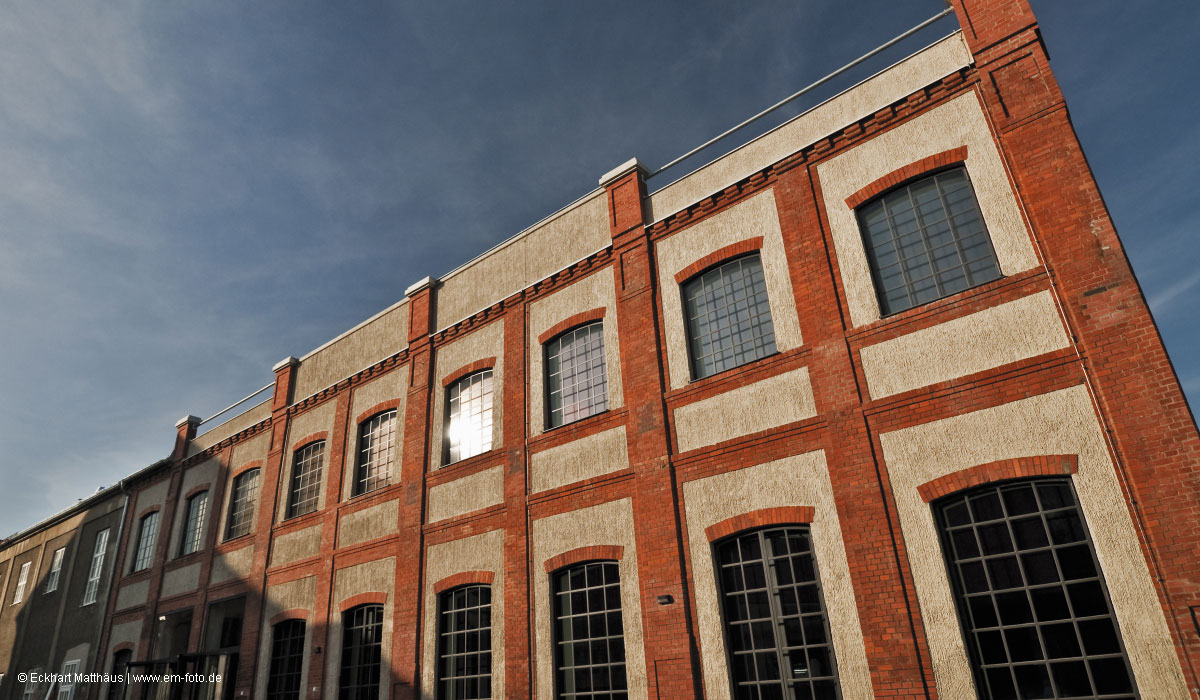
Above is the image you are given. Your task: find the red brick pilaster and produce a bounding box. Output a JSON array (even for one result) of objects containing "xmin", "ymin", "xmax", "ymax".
[
  {"xmin": 501, "ymin": 301, "xmax": 531, "ymax": 699},
  {"xmin": 603, "ymin": 158, "xmax": 701, "ymax": 700},
  {"xmin": 172, "ymin": 415, "xmax": 201, "ymax": 463}
]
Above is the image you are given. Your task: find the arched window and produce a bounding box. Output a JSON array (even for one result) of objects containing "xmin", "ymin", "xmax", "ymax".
[
  {"xmin": 107, "ymin": 649, "xmax": 132, "ymax": 700},
  {"xmin": 935, "ymin": 479, "xmax": 1138, "ymax": 699},
  {"xmin": 355, "ymin": 411, "xmax": 397, "ymax": 496},
  {"xmin": 714, "ymin": 526, "xmax": 840, "ymax": 699},
  {"xmin": 446, "ymin": 371, "xmax": 493, "ymax": 464},
  {"xmin": 545, "ymin": 322, "xmax": 607, "ymax": 429},
  {"xmin": 132, "ymin": 511, "xmax": 160, "ymax": 572},
  {"xmin": 288, "ymin": 441, "xmax": 325, "ymax": 518},
  {"xmin": 682, "ymin": 253, "xmax": 777, "ymax": 380},
  {"xmin": 179, "ymin": 491, "xmax": 208, "ymax": 556},
  {"xmin": 339, "ymin": 604, "xmax": 384, "ymax": 700},
  {"xmin": 552, "ymin": 561, "xmax": 626, "ymax": 699},
  {"xmin": 437, "ymin": 584, "xmax": 492, "ymax": 700},
  {"xmin": 856, "ymin": 166, "xmax": 1000, "ymax": 316},
  {"xmin": 226, "ymin": 468, "xmax": 261, "ymax": 540},
  {"xmin": 267, "ymin": 619, "xmax": 306, "ymax": 700}
]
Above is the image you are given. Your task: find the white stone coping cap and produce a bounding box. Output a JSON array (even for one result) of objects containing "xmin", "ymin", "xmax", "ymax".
[
  {"xmin": 405, "ymin": 275, "xmax": 438, "ymax": 297},
  {"xmin": 175, "ymin": 415, "xmax": 202, "ymax": 428},
  {"xmin": 599, "ymin": 158, "xmax": 647, "ymax": 188},
  {"xmin": 272, "ymin": 356, "xmax": 300, "ymax": 373}
]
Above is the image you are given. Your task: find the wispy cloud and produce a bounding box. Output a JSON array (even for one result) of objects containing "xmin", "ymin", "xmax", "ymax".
[{"xmin": 1147, "ymin": 269, "xmax": 1200, "ymax": 314}]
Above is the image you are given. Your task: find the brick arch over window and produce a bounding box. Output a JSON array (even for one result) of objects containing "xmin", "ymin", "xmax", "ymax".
[
  {"xmin": 230, "ymin": 460, "xmax": 263, "ymax": 479},
  {"xmin": 543, "ymin": 545, "xmax": 624, "ymax": 573},
  {"xmin": 537, "ymin": 309, "xmax": 606, "ymax": 345},
  {"xmin": 111, "ymin": 642, "xmax": 135, "ymax": 655},
  {"xmin": 433, "ymin": 571, "xmax": 495, "ymax": 594},
  {"xmin": 704, "ymin": 506, "xmax": 816, "ymax": 542},
  {"xmin": 289, "ymin": 432, "xmax": 328, "ymax": 453},
  {"xmin": 269, "ymin": 608, "xmax": 312, "ymax": 626},
  {"xmin": 674, "ymin": 237, "xmax": 764, "ymax": 284},
  {"xmin": 135, "ymin": 505, "xmax": 162, "ymax": 521},
  {"xmin": 844, "ymin": 146, "xmax": 969, "ymax": 209},
  {"xmin": 338, "ymin": 592, "xmax": 387, "ymax": 612},
  {"xmin": 355, "ymin": 400, "xmax": 403, "ymax": 427},
  {"xmin": 183, "ymin": 485, "xmax": 210, "ymax": 501},
  {"xmin": 917, "ymin": 454, "xmax": 1078, "ymax": 503},
  {"xmin": 441, "ymin": 358, "xmax": 497, "ymax": 388}
]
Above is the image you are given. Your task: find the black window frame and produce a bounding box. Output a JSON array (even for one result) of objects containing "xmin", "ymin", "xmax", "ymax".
[
  {"xmin": 339, "ymin": 603, "xmax": 384, "ymax": 700},
  {"xmin": 681, "ymin": 252, "xmax": 778, "ymax": 381},
  {"xmin": 552, "ymin": 560, "xmax": 627, "ymax": 700},
  {"xmin": 287, "ymin": 441, "xmax": 326, "ymax": 518},
  {"xmin": 935, "ymin": 478, "xmax": 1140, "ymax": 700},
  {"xmin": 444, "ymin": 370, "xmax": 494, "ymax": 465},
  {"xmin": 179, "ymin": 491, "xmax": 208, "ymax": 557},
  {"xmin": 225, "ymin": 468, "xmax": 261, "ymax": 541},
  {"xmin": 544, "ymin": 321, "xmax": 609, "ymax": 430},
  {"xmin": 354, "ymin": 411, "xmax": 397, "ymax": 496},
  {"xmin": 436, "ymin": 584, "xmax": 493, "ymax": 700},
  {"xmin": 132, "ymin": 511, "xmax": 160, "ymax": 572},
  {"xmin": 267, "ymin": 619, "xmax": 306, "ymax": 700},
  {"xmin": 713, "ymin": 526, "xmax": 841, "ymax": 700},
  {"xmin": 856, "ymin": 165, "xmax": 1002, "ymax": 317}
]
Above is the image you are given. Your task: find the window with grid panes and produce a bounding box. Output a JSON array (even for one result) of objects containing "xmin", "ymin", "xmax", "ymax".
[
  {"xmin": 682, "ymin": 254, "xmax": 777, "ymax": 380},
  {"xmin": 354, "ymin": 411, "xmax": 396, "ymax": 495},
  {"xmin": 288, "ymin": 441, "xmax": 325, "ymax": 517},
  {"xmin": 446, "ymin": 371, "xmax": 493, "ymax": 464},
  {"xmin": 179, "ymin": 491, "xmax": 208, "ymax": 556},
  {"xmin": 553, "ymin": 561, "xmax": 627, "ymax": 700},
  {"xmin": 339, "ymin": 604, "xmax": 383, "ymax": 700},
  {"xmin": 437, "ymin": 584, "xmax": 492, "ymax": 699},
  {"xmin": 44, "ymin": 547, "xmax": 65, "ymax": 593},
  {"xmin": 132, "ymin": 512, "xmax": 159, "ymax": 571},
  {"xmin": 936, "ymin": 479, "xmax": 1139, "ymax": 700},
  {"xmin": 225, "ymin": 469, "xmax": 260, "ymax": 540},
  {"xmin": 267, "ymin": 619, "xmax": 306, "ymax": 700},
  {"xmin": 714, "ymin": 527, "xmax": 841, "ymax": 700},
  {"xmin": 82, "ymin": 528, "xmax": 109, "ymax": 606},
  {"xmin": 546, "ymin": 322, "xmax": 608, "ymax": 429},
  {"xmin": 12, "ymin": 562, "xmax": 30, "ymax": 604},
  {"xmin": 856, "ymin": 166, "xmax": 1001, "ymax": 316}
]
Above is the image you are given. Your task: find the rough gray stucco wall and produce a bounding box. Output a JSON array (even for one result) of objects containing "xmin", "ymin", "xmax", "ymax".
[
  {"xmin": 421, "ymin": 529, "xmax": 505, "ymax": 700},
  {"xmin": 426, "ymin": 466, "xmax": 504, "ymax": 523},
  {"xmin": 210, "ymin": 544, "xmax": 255, "ymax": 585},
  {"xmin": 530, "ymin": 426, "xmax": 629, "ymax": 493},
  {"xmin": 254, "ymin": 576, "xmax": 317, "ymax": 700},
  {"xmin": 293, "ymin": 300, "xmax": 410, "ymax": 402},
  {"xmin": 817, "ymin": 91, "xmax": 1038, "ymax": 327},
  {"xmin": 531, "ymin": 498, "xmax": 645, "ymax": 700},
  {"xmin": 270, "ymin": 525, "xmax": 322, "ymax": 567},
  {"xmin": 338, "ymin": 500, "xmax": 398, "ymax": 548},
  {"xmin": 430, "ymin": 320, "xmax": 505, "ymax": 470},
  {"xmin": 656, "ymin": 190, "xmax": 803, "ymax": 390},
  {"xmin": 878, "ymin": 386, "xmax": 1190, "ymax": 699},
  {"xmin": 860, "ymin": 290, "xmax": 1070, "ymax": 398},
  {"xmin": 159, "ymin": 563, "xmax": 201, "ymax": 599},
  {"xmin": 114, "ymin": 580, "xmax": 149, "ymax": 611},
  {"xmin": 527, "ymin": 268, "xmax": 623, "ymax": 436},
  {"xmin": 682, "ymin": 452, "xmax": 873, "ymax": 700},
  {"xmin": 435, "ymin": 192, "xmax": 609, "ymax": 330},
  {"xmin": 327, "ymin": 557, "xmax": 395, "ymax": 700},
  {"xmin": 673, "ymin": 367, "xmax": 816, "ymax": 452}
]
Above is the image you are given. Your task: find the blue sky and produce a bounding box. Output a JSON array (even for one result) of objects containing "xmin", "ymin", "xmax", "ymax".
[{"xmin": 0, "ymin": 1, "xmax": 1196, "ymax": 536}]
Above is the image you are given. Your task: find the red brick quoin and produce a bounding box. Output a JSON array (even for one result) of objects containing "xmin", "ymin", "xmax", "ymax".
[
  {"xmin": 433, "ymin": 571, "xmax": 496, "ymax": 594},
  {"xmin": 704, "ymin": 506, "xmax": 816, "ymax": 542},
  {"xmin": 917, "ymin": 454, "xmax": 1078, "ymax": 503},
  {"xmin": 543, "ymin": 545, "xmax": 624, "ymax": 573},
  {"xmin": 844, "ymin": 146, "xmax": 969, "ymax": 209}
]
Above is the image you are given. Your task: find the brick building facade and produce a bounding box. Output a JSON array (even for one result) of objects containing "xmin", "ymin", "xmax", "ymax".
[{"xmin": 3, "ymin": 0, "xmax": 1198, "ymax": 698}]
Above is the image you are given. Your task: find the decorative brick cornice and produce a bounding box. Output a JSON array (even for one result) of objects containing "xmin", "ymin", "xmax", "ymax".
[
  {"xmin": 338, "ymin": 592, "xmax": 387, "ymax": 612},
  {"xmin": 917, "ymin": 455, "xmax": 1078, "ymax": 503},
  {"xmin": 537, "ymin": 309, "xmax": 607, "ymax": 345},
  {"xmin": 268, "ymin": 608, "xmax": 311, "ymax": 626},
  {"xmin": 704, "ymin": 506, "xmax": 816, "ymax": 542},
  {"xmin": 844, "ymin": 146, "xmax": 969, "ymax": 210},
  {"xmin": 289, "ymin": 432, "xmax": 328, "ymax": 453},
  {"xmin": 355, "ymin": 400, "xmax": 403, "ymax": 427},
  {"xmin": 543, "ymin": 545, "xmax": 624, "ymax": 573},
  {"xmin": 674, "ymin": 237, "xmax": 765, "ymax": 284},
  {"xmin": 432, "ymin": 571, "xmax": 496, "ymax": 594},
  {"xmin": 441, "ymin": 358, "xmax": 497, "ymax": 387}
]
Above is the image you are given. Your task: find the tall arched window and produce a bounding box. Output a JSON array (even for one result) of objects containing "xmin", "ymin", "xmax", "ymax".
[
  {"xmin": 226, "ymin": 468, "xmax": 261, "ymax": 540},
  {"xmin": 552, "ymin": 561, "xmax": 626, "ymax": 700},
  {"xmin": 682, "ymin": 254, "xmax": 777, "ymax": 380},
  {"xmin": 267, "ymin": 619, "xmax": 306, "ymax": 700},
  {"xmin": 355, "ymin": 411, "xmax": 396, "ymax": 496},
  {"xmin": 856, "ymin": 166, "xmax": 1000, "ymax": 316},
  {"xmin": 437, "ymin": 584, "xmax": 492, "ymax": 700},
  {"xmin": 545, "ymin": 322, "xmax": 607, "ymax": 429},
  {"xmin": 714, "ymin": 526, "xmax": 840, "ymax": 699},
  {"xmin": 288, "ymin": 441, "xmax": 325, "ymax": 518},
  {"xmin": 179, "ymin": 491, "xmax": 208, "ymax": 556},
  {"xmin": 132, "ymin": 511, "xmax": 160, "ymax": 572},
  {"xmin": 339, "ymin": 604, "xmax": 384, "ymax": 700},
  {"xmin": 446, "ymin": 371, "xmax": 493, "ymax": 464},
  {"xmin": 935, "ymin": 479, "xmax": 1138, "ymax": 699}
]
